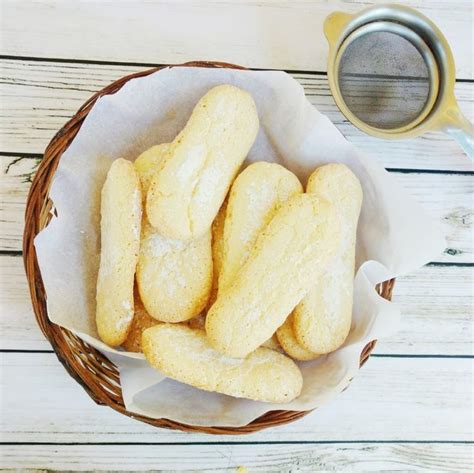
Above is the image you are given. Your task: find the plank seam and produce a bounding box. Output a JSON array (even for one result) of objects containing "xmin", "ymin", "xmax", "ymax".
[
  {"xmin": 427, "ymin": 262, "xmax": 474, "ymax": 268},
  {"xmin": 372, "ymin": 354, "xmax": 473, "ymax": 359},
  {"xmin": 0, "ymin": 151, "xmax": 43, "ymax": 159},
  {"xmin": 1, "ymin": 350, "xmax": 472, "ymax": 358},
  {"xmin": 385, "ymin": 167, "xmax": 474, "ymax": 176},
  {"xmin": 0, "ymin": 250, "xmax": 23, "ymax": 257},
  {"xmin": 0, "ymin": 54, "xmax": 326, "ymax": 75},
  {"xmin": 1, "ymin": 54, "xmax": 473, "ymax": 82},
  {"xmin": 1, "ymin": 440, "xmax": 473, "ymax": 446},
  {"xmin": 0, "ymin": 348, "xmax": 54, "ymax": 353}
]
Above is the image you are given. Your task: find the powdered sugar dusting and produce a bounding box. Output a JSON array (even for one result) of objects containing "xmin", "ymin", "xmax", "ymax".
[
  {"xmin": 116, "ymin": 299, "xmax": 134, "ymax": 331},
  {"xmin": 175, "ymin": 144, "xmax": 206, "ymax": 183},
  {"xmin": 132, "ymin": 189, "xmax": 141, "ymax": 238},
  {"xmin": 244, "ymin": 179, "xmax": 274, "ymax": 210},
  {"xmin": 146, "ymin": 231, "xmax": 186, "ymax": 258},
  {"xmin": 320, "ymin": 209, "xmax": 355, "ymax": 316},
  {"xmin": 173, "ymin": 330, "xmax": 245, "ymax": 366},
  {"xmin": 200, "ymin": 348, "xmax": 245, "ymax": 366},
  {"xmin": 193, "ymin": 165, "xmax": 223, "ymax": 206}
]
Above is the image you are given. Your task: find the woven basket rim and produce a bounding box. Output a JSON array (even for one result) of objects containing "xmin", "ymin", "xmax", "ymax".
[{"xmin": 22, "ymin": 61, "xmax": 395, "ymax": 434}]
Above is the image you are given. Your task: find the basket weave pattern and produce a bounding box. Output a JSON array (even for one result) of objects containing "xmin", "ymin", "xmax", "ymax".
[{"xmin": 23, "ymin": 61, "xmax": 395, "ymax": 434}]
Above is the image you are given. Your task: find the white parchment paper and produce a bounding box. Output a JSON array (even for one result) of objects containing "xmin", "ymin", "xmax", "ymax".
[{"xmin": 34, "ymin": 67, "xmax": 445, "ymax": 427}]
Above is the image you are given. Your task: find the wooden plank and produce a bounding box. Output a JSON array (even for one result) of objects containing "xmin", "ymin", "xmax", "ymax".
[
  {"xmin": 0, "ymin": 155, "xmax": 41, "ymax": 252},
  {"xmin": 1, "ymin": 255, "xmax": 472, "ymax": 354},
  {"xmin": 1, "ymin": 0, "xmax": 473, "ymax": 79},
  {"xmin": 1, "ymin": 59, "xmax": 473, "ymax": 170},
  {"xmin": 388, "ymin": 171, "xmax": 473, "ymax": 265},
  {"xmin": 2, "ymin": 154, "xmax": 472, "ymax": 262},
  {"xmin": 0, "ymin": 255, "xmax": 46, "ymax": 351},
  {"xmin": 1, "ymin": 443, "xmax": 472, "ymax": 472},
  {"xmin": 1, "ymin": 352, "xmax": 472, "ymax": 442},
  {"xmin": 387, "ymin": 265, "xmax": 473, "ymax": 356}
]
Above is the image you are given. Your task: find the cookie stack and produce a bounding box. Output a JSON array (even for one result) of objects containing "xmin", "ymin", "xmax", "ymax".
[{"xmin": 96, "ymin": 85, "xmax": 362, "ymax": 403}]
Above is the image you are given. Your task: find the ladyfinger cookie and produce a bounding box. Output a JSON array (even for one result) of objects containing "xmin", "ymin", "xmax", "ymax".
[
  {"xmin": 137, "ymin": 221, "xmax": 212, "ymax": 322},
  {"xmin": 135, "ymin": 146, "xmax": 213, "ymax": 323},
  {"xmin": 96, "ymin": 159, "xmax": 142, "ymax": 346},
  {"xmin": 219, "ymin": 162, "xmax": 302, "ymax": 293},
  {"xmin": 276, "ymin": 314, "xmax": 319, "ymax": 361},
  {"xmin": 122, "ymin": 294, "xmax": 160, "ymax": 353},
  {"xmin": 294, "ymin": 164, "xmax": 363, "ymax": 354},
  {"xmin": 142, "ymin": 324, "xmax": 303, "ymax": 403},
  {"xmin": 206, "ymin": 193, "xmax": 340, "ymax": 358},
  {"xmin": 147, "ymin": 85, "xmax": 259, "ymax": 240}
]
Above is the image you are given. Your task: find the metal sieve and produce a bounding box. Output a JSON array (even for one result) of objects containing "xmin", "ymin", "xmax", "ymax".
[{"xmin": 324, "ymin": 4, "xmax": 473, "ymax": 159}]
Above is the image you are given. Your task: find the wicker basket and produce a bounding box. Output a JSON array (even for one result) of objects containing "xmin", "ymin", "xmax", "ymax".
[{"xmin": 23, "ymin": 61, "xmax": 395, "ymax": 434}]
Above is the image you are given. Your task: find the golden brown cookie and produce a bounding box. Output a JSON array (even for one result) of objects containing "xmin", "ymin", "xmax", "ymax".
[
  {"xmin": 276, "ymin": 314, "xmax": 319, "ymax": 361},
  {"xmin": 137, "ymin": 221, "xmax": 212, "ymax": 322},
  {"xmin": 206, "ymin": 193, "xmax": 340, "ymax": 358},
  {"xmin": 294, "ymin": 164, "xmax": 363, "ymax": 354},
  {"xmin": 134, "ymin": 144, "xmax": 213, "ymax": 323},
  {"xmin": 142, "ymin": 324, "xmax": 303, "ymax": 403},
  {"xmin": 146, "ymin": 85, "xmax": 259, "ymax": 240},
  {"xmin": 219, "ymin": 161, "xmax": 302, "ymax": 293},
  {"xmin": 96, "ymin": 159, "xmax": 142, "ymax": 346}
]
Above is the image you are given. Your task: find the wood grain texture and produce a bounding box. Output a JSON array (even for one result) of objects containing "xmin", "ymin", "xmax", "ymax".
[
  {"xmin": 388, "ymin": 171, "xmax": 473, "ymax": 264},
  {"xmin": 1, "ymin": 0, "xmax": 473, "ymax": 79},
  {"xmin": 1, "ymin": 443, "xmax": 473, "ymax": 472},
  {"xmin": 389, "ymin": 265, "xmax": 473, "ymax": 356},
  {"xmin": 2, "ymin": 154, "xmax": 472, "ymax": 261},
  {"xmin": 1, "ymin": 59, "xmax": 473, "ymax": 170},
  {"xmin": 1, "ymin": 352, "xmax": 472, "ymax": 443},
  {"xmin": 0, "ymin": 155, "xmax": 41, "ymax": 252},
  {"xmin": 1, "ymin": 1, "xmax": 473, "ymax": 469},
  {"xmin": 1, "ymin": 254, "xmax": 472, "ymax": 354}
]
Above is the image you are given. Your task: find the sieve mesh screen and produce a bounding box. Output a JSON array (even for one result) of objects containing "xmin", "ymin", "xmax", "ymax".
[{"xmin": 338, "ymin": 31, "xmax": 431, "ymax": 129}]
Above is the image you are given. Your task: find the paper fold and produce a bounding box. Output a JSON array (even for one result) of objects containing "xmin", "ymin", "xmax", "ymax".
[{"xmin": 35, "ymin": 67, "xmax": 445, "ymax": 426}]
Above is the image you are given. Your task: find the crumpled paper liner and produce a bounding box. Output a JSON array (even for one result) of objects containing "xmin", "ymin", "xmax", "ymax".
[{"xmin": 35, "ymin": 67, "xmax": 445, "ymax": 426}]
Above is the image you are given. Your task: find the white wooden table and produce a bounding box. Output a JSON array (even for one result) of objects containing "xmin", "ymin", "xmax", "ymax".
[{"xmin": 1, "ymin": 1, "xmax": 473, "ymax": 471}]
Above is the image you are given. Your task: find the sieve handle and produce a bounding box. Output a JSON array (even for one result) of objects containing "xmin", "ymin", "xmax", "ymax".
[{"xmin": 442, "ymin": 106, "xmax": 474, "ymax": 160}]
